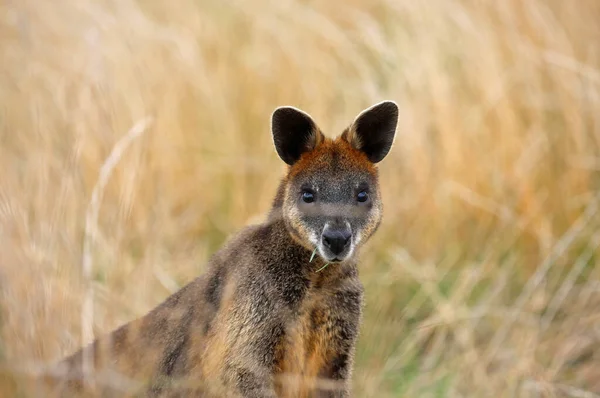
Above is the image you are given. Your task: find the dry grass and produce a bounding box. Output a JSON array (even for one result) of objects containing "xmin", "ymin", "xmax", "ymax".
[{"xmin": 1, "ymin": 0, "xmax": 600, "ymax": 396}]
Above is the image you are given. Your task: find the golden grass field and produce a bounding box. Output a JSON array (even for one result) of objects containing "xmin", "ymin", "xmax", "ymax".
[{"xmin": 1, "ymin": 0, "xmax": 600, "ymax": 396}]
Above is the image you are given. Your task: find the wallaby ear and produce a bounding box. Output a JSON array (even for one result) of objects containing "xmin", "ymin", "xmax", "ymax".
[
  {"xmin": 342, "ymin": 101, "xmax": 399, "ymax": 163},
  {"xmin": 271, "ymin": 106, "xmax": 324, "ymax": 165}
]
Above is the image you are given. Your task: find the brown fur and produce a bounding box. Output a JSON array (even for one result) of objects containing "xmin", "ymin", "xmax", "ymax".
[{"xmin": 40, "ymin": 101, "xmax": 397, "ymax": 397}]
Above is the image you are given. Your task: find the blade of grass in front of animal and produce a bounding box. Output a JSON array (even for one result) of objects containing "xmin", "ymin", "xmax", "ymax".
[
  {"xmin": 315, "ymin": 263, "xmax": 330, "ymax": 273},
  {"xmin": 310, "ymin": 248, "xmax": 317, "ymax": 263}
]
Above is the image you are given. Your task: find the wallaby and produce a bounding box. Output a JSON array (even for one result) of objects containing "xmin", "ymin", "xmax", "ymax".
[{"xmin": 44, "ymin": 100, "xmax": 399, "ymax": 397}]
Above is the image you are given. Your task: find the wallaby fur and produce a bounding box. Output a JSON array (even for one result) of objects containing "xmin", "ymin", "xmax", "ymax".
[{"xmin": 42, "ymin": 100, "xmax": 399, "ymax": 397}]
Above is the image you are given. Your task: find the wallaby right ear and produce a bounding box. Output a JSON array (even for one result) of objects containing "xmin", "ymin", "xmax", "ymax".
[
  {"xmin": 271, "ymin": 106, "xmax": 324, "ymax": 165},
  {"xmin": 343, "ymin": 101, "xmax": 399, "ymax": 163}
]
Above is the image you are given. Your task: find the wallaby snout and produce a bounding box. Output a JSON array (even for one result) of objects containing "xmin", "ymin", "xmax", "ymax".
[{"xmin": 321, "ymin": 224, "xmax": 352, "ymax": 259}]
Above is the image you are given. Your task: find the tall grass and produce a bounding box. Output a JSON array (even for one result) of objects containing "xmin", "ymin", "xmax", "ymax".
[{"xmin": 1, "ymin": 0, "xmax": 599, "ymax": 396}]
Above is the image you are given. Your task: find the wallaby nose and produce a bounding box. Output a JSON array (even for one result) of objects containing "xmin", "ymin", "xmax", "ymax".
[{"xmin": 322, "ymin": 229, "xmax": 352, "ymax": 256}]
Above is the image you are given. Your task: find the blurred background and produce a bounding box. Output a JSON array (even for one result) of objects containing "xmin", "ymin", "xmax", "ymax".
[{"xmin": 1, "ymin": 0, "xmax": 600, "ymax": 396}]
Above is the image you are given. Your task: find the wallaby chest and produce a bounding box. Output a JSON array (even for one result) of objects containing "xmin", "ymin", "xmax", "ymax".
[{"xmin": 275, "ymin": 272, "xmax": 362, "ymax": 397}]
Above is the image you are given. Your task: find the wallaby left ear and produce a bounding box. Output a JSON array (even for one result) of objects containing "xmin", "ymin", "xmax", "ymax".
[
  {"xmin": 342, "ymin": 101, "xmax": 399, "ymax": 163},
  {"xmin": 271, "ymin": 106, "xmax": 324, "ymax": 166}
]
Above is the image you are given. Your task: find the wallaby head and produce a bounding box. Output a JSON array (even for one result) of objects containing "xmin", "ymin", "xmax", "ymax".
[{"xmin": 271, "ymin": 100, "xmax": 398, "ymax": 263}]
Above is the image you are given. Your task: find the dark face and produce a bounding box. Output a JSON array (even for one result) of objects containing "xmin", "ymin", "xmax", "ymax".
[
  {"xmin": 271, "ymin": 100, "xmax": 398, "ymax": 263},
  {"xmin": 283, "ymin": 143, "xmax": 382, "ymax": 262}
]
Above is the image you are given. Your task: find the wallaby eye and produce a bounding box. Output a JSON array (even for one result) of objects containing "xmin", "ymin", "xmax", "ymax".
[
  {"xmin": 302, "ymin": 191, "xmax": 315, "ymax": 203},
  {"xmin": 357, "ymin": 191, "xmax": 369, "ymax": 203}
]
